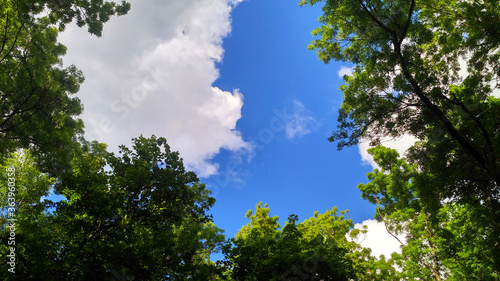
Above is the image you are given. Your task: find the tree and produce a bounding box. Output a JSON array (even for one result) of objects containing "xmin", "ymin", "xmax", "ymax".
[
  {"xmin": 223, "ymin": 202, "xmax": 358, "ymax": 281},
  {"xmin": 358, "ymin": 146, "xmax": 499, "ymax": 280},
  {"xmin": 0, "ymin": 19, "xmax": 85, "ymax": 175},
  {"xmin": 300, "ymin": 1, "xmax": 500, "ymax": 276},
  {"xmin": 0, "ymin": 136, "xmax": 225, "ymax": 280},
  {"xmin": 2, "ymin": 0, "xmax": 130, "ymax": 38},
  {"xmin": 38, "ymin": 0, "xmax": 131, "ymax": 37},
  {"xmin": 0, "ymin": 149, "xmax": 56, "ymax": 279},
  {"xmin": 0, "ymin": 0, "xmax": 130, "ymax": 175},
  {"xmin": 299, "ymin": 0, "xmax": 500, "ymax": 211}
]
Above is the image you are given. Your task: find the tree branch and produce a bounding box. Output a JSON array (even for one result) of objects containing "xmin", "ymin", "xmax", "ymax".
[
  {"xmin": 393, "ymin": 40, "xmax": 489, "ymax": 172},
  {"xmin": 373, "ymin": 196, "xmax": 406, "ymax": 247}
]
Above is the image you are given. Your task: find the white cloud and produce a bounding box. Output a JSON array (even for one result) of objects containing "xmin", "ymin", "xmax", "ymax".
[
  {"xmin": 354, "ymin": 219, "xmax": 404, "ymax": 259},
  {"xmin": 358, "ymin": 140, "xmax": 374, "ymax": 167},
  {"xmin": 359, "ymin": 135, "xmax": 418, "ymax": 169},
  {"xmin": 59, "ymin": 0, "xmax": 248, "ymax": 177},
  {"xmin": 338, "ymin": 66, "xmax": 354, "ymax": 78},
  {"xmin": 284, "ymin": 100, "xmax": 318, "ymax": 140},
  {"xmin": 493, "ymin": 89, "xmax": 500, "ymax": 98}
]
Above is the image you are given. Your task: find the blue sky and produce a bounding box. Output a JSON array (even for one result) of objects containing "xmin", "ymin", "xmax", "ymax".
[
  {"xmin": 207, "ymin": 0, "xmax": 375, "ymax": 233},
  {"xmin": 59, "ymin": 0, "xmax": 408, "ymax": 258}
]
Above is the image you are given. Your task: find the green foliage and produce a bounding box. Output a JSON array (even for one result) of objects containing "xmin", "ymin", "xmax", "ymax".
[
  {"xmin": 0, "ymin": 136, "xmax": 225, "ymax": 280},
  {"xmin": 1, "ymin": 2, "xmax": 85, "ymax": 174},
  {"xmin": 0, "ymin": 150, "xmax": 56, "ymax": 279},
  {"xmin": 301, "ymin": 0, "xmax": 500, "ymax": 276},
  {"xmin": 358, "ymin": 146, "xmax": 499, "ymax": 280},
  {"xmin": 0, "ymin": 0, "xmax": 130, "ymax": 173},
  {"xmin": 300, "ymin": 0, "xmax": 500, "ymax": 208},
  {"xmin": 223, "ymin": 202, "xmax": 358, "ymax": 281},
  {"xmin": 19, "ymin": 0, "xmax": 131, "ymax": 37},
  {"xmin": 2, "ymin": 0, "xmax": 499, "ymax": 279},
  {"xmin": 0, "ymin": 1, "xmax": 230, "ymax": 279}
]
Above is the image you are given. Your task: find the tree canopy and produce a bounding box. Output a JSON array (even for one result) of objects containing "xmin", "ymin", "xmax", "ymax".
[
  {"xmin": 0, "ymin": 0, "xmax": 130, "ymax": 175},
  {"xmin": 1, "ymin": 0, "xmax": 499, "ymax": 279},
  {"xmin": 300, "ymin": 0, "xmax": 500, "ymax": 207},
  {"xmin": 358, "ymin": 146, "xmax": 499, "ymax": 280},
  {"xmin": 299, "ymin": 0, "xmax": 500, "ymax": 278},
  {"xmin": 222, "ymin": 202, "xmax": 359, "ymax": 281},
  {"xmin": 0, "ymin": 136, "xmax": 225, "ymax": 280}
]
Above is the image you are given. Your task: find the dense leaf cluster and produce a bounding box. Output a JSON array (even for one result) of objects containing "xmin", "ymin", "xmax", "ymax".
[
  {"xmin": 0, "ymin": 137, "xmax": 226, "ymax": 280},
  {"xmin": 222, "ymin": 203, "xmax": 356, "ymax": 280}
]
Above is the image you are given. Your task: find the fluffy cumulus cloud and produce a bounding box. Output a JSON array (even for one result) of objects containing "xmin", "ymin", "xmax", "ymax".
[
  {"xmin": 59, "ymin": 0, "xmax": 248, "ymax": 177},
  {"xmin": 353, "ymin": 219, "xmax": 405, "ymax": 259}
]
